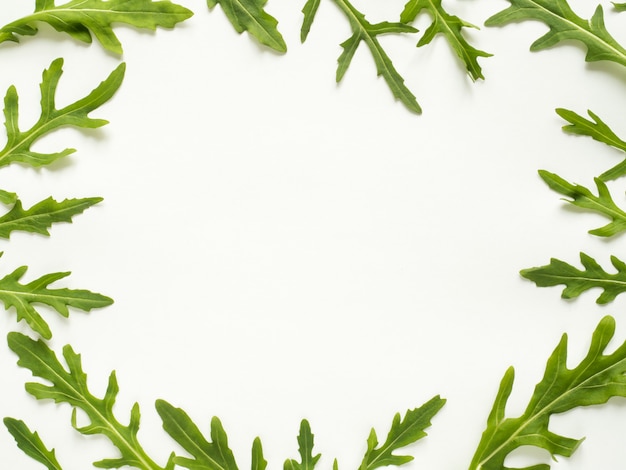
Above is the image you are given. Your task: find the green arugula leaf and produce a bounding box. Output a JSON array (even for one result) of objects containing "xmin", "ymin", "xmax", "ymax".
[
  {"xmin": 7, "ymin": 332, "xmax": 167, "ymax": 470},
  {"xmin": 359, "ymin": 396, "xmax": 445, "ymax": 470},
  {"xmin": 521, "ymin": 252, "xmax": 626, "ymax": 304},
  {"xmin": 3, "ymin": 418, "xmax": 63, "ymax": 470},
  {"xmin": 615, "ymin": 3, "xmax": 626, "ymax": 12},
  {"xmin": 328, "ymin": 0, "xmax": 421, "ymax": 114},
  {"xmin": 7, "ymin": 339, "xmax": 443, "ymax": 470},
  {"xmin": 400, "ymin": 0, "xmax": 492, "ymax": 80},
  {"xmin": 284, "ymin": 420, "xmax": 321, "ymax": 470},
  {"xmin": 0, "ymin": 264, "xmax": 113, "ymax": 339},
  {"xmin": 252, "ymin": 438, "xmax": 267, "ymax": 470},
  {"xmin": 156, "ymin": 399, "xmax": 239, "ymax": 470},
  {"xmin": 556, "ymin": 108, "xmax": 626, "ymax": 181},
  {"xmin": 0, "ymin": 58, "xmax": 125, "ymax": 169},
  {"xmin": 0, "ymin": 195, "xmax": 101, "ymax": 239},
  {"xmin": 538, "ymin": 169, "xmax": 626, "ymax": 237},
  {"xmin": 469, "ymin": 315, "xmax": 626, "ymax": 470},
  {"xmin": 486, "ymin": 0, "xmax": 626, "ymax": 68},
  {"xmin": 157, "ymin": 398, "xmax": 444, "ymax": 470},
  {"xmin": 0, "ymin": 0, "xmax": 193, "ymax": 54},
  {"xmin": 300, "ymin": 0, "xmax": 321, "ymax": 42},
  {"xmin": 207, "ymin": 0, "xmax": 286, "ymax": 53},
  {"xmin": 0, "ymin": 189, "xmax": 18, "ymax": 205}
]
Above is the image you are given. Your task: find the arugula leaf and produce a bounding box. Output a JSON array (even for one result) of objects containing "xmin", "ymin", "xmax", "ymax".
[
  {"xmin": 3, "ymin": 418, "xmax": 63, "ymax": 470},
  {"xmin": 7, "ymin": 332, "xmax": 167, "ymax": 470},
  {"xmin": 0, "ymin": 264, "xmax": 113, "ymax": 339},
  {"xmin": 0, "ymin": 189, "xmax": 18, "ymax": 205},
  {"xmin": 284, "ymin": 420, "xmax": 321, "ymax": 470},
  {"xmin": 521, "ymin": 252, "xmax": 626, "ymax": 304},
  {"xmin": 158, "ymin": 398, "xmax": 444, "ymax": 470},
  {"xmin": 469, "ymin": 315, "xmax": 626, "ymax": 470},
  {"xmin": 486, "ymin": 0, "xmax": 626, "ymax": 68},
  {"xmin": 556, "ymin": 108, "xmax": 626, "ymax": 181},
  {"xmin": 156, "ymin": 399, "xmax": 239, "ymax": 470},
  {"xmin": 0, "ymin": 195, "xmax": 101, "ymax": 239},
  {"xmin": 0, "ymin": 58, "xmax": 125, "ymax": 169},
  {"xmin": 7, "ymin": 338, "xmax": 443, "ymax": 469},
  {"xmin": 0, "ymin": 0, "xmax": 193, "ymax": 54},
  {"xmin": 538, "ymin": 169, "xmax": 626, "ymax": 237},
  {"xmin": 615, "ymin": 3, "xmax": 626, "ymax": 12},
  {"xmin": 207, "ymin": 0, "xmax": 286, "ymax": 53},
  {"xmin": 300, "ymin": 0, "xmax": 321, "ymax": 43},
  {"xmin": 327, "ymin": 0, "xmax": 421, "ymax": 114},
  {"xmin": 359, "ymin": 396, "xmax": 445, "ymax": 470},
  {"xmin": 400, "ymin": 0, "xmax": 492, "ymax": 80},
  {"xmin": 252, "ymin": 438, "xmax": 268, "ymax": 470}
]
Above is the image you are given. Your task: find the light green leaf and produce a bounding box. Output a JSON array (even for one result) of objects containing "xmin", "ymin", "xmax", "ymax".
[
  {"xmin": 359, "ymin": 396, "xmax": 445, "ymax": 470},
  {"xmin": 0, "ymin": 58, "xmax": 125, "ymax": 169},
  {"xmin": 331, "ymin": 0, "xmax": 421, "ymax": 114},
  {"xmin": 521, "ymin": 252, "xmax": 626, "ymax": 304},
  {"xmin": 207, "ymin": 0, "xmax": 286, "ymax": 53},
  {"xmin": 0, "ymin": 264, "xmax": 112, "ymax": 339},
  {"xmin": 400, "ymin": 0, "xmax": 492, "ymax": 80},
  {"xmin": 615, "ymin": 3, "xmax": 626, "ymax": 12},
  {"xmin": 556, "ymin": 108, "xmax": 626, "ymax": 181},
  {"xmin": 7, "ymin": 332, "xmax": 167, "ymax": 470},
  {"xmin": 156, "ymin": 399, "xmax": 239, "ymax": 470},
  {"xmin": 486, "ymin": 0, "xmax": 626, "ymax": 67},
  {"xmin": 3, "ymin": 418, "xmax": 63, "ymax": 470},
  {"xmin": 337, "ymin": 33, "xmax": 361, "ymax": 82},
  {"xmin": 284, "ymin": 420, "xmax": 321, "ymax": 470},
  {"xmin": 300, "ymin": 0, "xmax": 421, "ymax": 112},
  {"xmin": 0, "ymin": 189, "xmax": 17, "ymax": 204},
  {"xmin": 301, "ymin": 0, "xmax": 321, "ymax": 42},
  {"xmin": 0, "ymin": 195, "xmax": 101, "ymax": 239},
  {"xmin": 251, "ymin": 438, "xmax": 267, "ymax": 470},
  {"xmin": 538, "ymin": 169, "xmax": 626, "ymax": 237},
  {"xmin": 469, "ymin": 315, "xmax": 626, "ymax": 470},
  {"xmin": 0, "ymin": 0, "xmax": 193, "ymax": 54}
]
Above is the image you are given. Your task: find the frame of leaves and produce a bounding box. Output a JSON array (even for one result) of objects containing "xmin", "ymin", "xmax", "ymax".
[{"xmin": 3, "ymin": 1, "xmax": 626, "ymax": 469}]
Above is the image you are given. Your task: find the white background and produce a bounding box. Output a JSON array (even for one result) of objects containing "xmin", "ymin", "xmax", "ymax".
[{"xmin": 2, "ymin": 0, "xmax": 626, "ymax": 468}]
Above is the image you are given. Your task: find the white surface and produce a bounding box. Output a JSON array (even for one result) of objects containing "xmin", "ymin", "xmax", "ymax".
[{"xmin": 2, "ymin": 0, "xmax": 626, "ymax": 468}]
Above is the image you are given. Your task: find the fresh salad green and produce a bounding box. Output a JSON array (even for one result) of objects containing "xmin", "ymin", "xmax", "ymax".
[{"xmin": 3, "ymin": 0, "xmax": 626, "ymax": 469}]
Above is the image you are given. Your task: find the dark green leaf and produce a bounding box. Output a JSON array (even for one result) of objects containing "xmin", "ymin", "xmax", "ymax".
[
  {"xmin": 0, "ymin": 264, "xmax": 112, "ymax": 339},
  {"xmin": 284, "ymin": 420, "xmax": 321, "ymax": 470},
  {"xmin": 331, "ymin": 0, "xmax": 420, "ymax": 114},
  {"xmin": 3, "ymin": 418, "xmax": 63, "ymax": 470},
  {"xmin": 538, "ymin": 169, "xmax": 626, "ymax": 237},
  {"xmin": 207, "ymin": 0, "xmax": 286, "ymax": 53},
  {"xmin": 521, "ymin": 252, "xmax": 626, "ymax": 304},
  {"xmin": 0, "ymin": 58, "xmax": 125, "ymax": 169},
  {"xmin": 556, "ymin": 108, "xmax": 626, "ymax": 181},
  {"xmin": 486, "ymin": 0, "xmax": 626, "ymax": 68},
  {"xmin": 301, "ymin": 0, "xmax": 321, "ymax": 42},
  {"xmin": 156, "ymin": 399, "xmax": 239, "ymax": 470},
  {"xmin": 359, "ymin": 396, "xmax": 445, "ymax": 470},
  {"xmin": 0, "ymin": 0, "xmax": 193, "ymax": 54},
  {"xmin": 400, "ymin": 0, "xmax": 491, "ymax": 80},
  {"xmin": 7, "ymin": 332, "xmax": 166, "ymax": 470},
  {"xmin": 0, "ymin": 195, "xmax": 101, "ymax": 239},
  {"xmin": 469, "ymin": 315, "xmax": 626, "ymax": 469}
]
